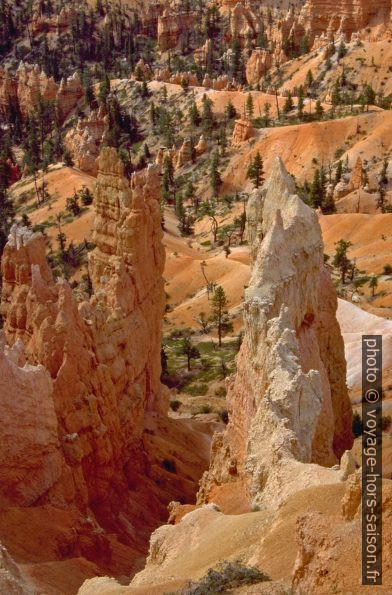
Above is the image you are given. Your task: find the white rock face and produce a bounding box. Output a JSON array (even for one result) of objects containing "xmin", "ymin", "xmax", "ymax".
[
  {"xmin": 198, "ymin": 157, "xmax": 353, "ymax": 512},
  {"xmin": 337, "ymin": 298, "xmax": 392, "ymax": 394}
]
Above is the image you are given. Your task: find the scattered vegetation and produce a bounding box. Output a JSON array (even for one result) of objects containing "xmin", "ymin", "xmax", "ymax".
[{"xmin": 181, "ymin": 561, "xmax": 271, "ymax": 594}]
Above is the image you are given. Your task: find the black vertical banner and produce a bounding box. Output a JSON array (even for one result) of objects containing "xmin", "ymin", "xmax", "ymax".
[{"xmin": 362, "ymin": 335, "xmax": 382, "ymax": 585}]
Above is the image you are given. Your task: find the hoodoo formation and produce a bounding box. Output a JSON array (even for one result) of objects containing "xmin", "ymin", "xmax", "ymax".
[
  {"xmin": 0, "ymin": 147, "xmax": 213, "ymax": 594},
  {"xmin": 198, "ymin": 157, "xmax": 354, "ymax": 511}
]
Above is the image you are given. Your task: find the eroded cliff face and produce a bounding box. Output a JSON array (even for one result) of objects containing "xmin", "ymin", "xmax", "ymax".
[
  {"xmin": 292, "ymin": 470, "xmax": 392, "ymax": 592},
  {"xmin": 0, "ymin": 147, "xmax": 212, "ymax": 593},
  {"xmin": 157, "ymin": 8, "xmax": 194, "ymax": 51},
  {"xmin": 198, "ymin": 157, "xmax": 353, "ymax": 512},
  {"xmin": 0, "ymin": 62, "xmax": 83, "ymax": 123},
  {"xmin": 301, "ymin": 0, "xmax": 392, "ymax": 42}
]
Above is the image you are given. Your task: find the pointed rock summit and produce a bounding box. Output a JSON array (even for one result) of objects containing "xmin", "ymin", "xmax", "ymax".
[{"xmin": 198, "ymin": 156, "xmax": 353, "ymax": 512}]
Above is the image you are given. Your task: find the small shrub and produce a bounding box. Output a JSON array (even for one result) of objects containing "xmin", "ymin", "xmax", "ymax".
[
  {"xmin": 352, "ymin": 412, "xmax": 363, "ymax": 437},
  {"xmin": 181, "ymin": 561, "xmax": 271, "ymax": 594},
  {"xmin": 215, "ymin": 386, "xmax": 227, "ymax": 398},
  {"xmin": 383, "ymin": 264, "xmax": 392, "ymax": 275},
  {"xmin": 170, "ymin": 399, "xmax": 182, "ymax": 412},
  {"xmin": 185, "ymin": 383, "xmax": 209, "ymax": 397},
  {"xmin": 200, "ymin": 404, "xmax": 212, "ymax": 414},
  {"xmin": 219, "ymin": 409, "xmax": 229, "ymax": 424}
]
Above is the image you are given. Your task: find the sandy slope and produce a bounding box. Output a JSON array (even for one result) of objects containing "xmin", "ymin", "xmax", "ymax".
[
  {"xmin": 320, "ymin": 212, "xmax": 392, "ymax": 275},
  {"xmin": 337, "ymin": 299, "xmax": 392, "ymax": 399},
  {"xmin": 222, "ymin": 110, "xmax": 392, "ymax": 194},
  {"xmin": 11, "ymin": 165, "xmax": 96, "ymax": 245},
  {"xmin": 164, "ymin": 208, "xmax": 250, "ymax": 332}
]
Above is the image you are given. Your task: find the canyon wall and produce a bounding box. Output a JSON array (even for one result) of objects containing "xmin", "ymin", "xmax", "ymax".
[
  {"xmin": 0, "ymin": 63, "xmax": 83, "ymax": 122},
  {"xmin": 198, "ymin": 157, "xmax": 353, "ymax": 512},
  {"xmin": 157, "ymin": 9, "xmax": 194, "ymax": 51},
  {"xmin": 0, "ymin": 147, "xmax": 212, "ymax": 593},
  {"xmin": 300, "ymin": 0, "xmax": 392, "ymax": 41},
  {"xmin": 65, "ymin": 107, "xmax": 107, "ymax": 176}
]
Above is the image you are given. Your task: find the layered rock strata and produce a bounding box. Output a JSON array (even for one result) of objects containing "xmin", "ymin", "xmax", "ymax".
[
  {"xmin": 232, "ymin": 116, "xmax": 253, "ymax": 144},
  {"xmin": 157, "ymin": 9, "xmax": 194, "ymax": 51},
  {"xmin": 300, "ymin": 0, "xmax": 392, "ymax": 41},
  {"xmin": 64, "ymin": 107, "xmax": 107, "ymax": 176},
  {"xmin": 0, "ymin": 147, "xmax": 212, "ymax": 592},
  {"xmin": 198, "ymin": 157, "xmax": 353, "ymax": 512},
  {"xmin": 0, "ymin": 63, "xmax": 83, "ymax": 123}
]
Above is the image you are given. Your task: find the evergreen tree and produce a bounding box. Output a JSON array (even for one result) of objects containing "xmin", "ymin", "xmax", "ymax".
[
  {"xmin": 201, "ymin": 94, "xmax": 214, "ymax": 134},
  {"xmin": 246, "ymin": 152, "xmax": 264, "ymax": 189},
  {"xmin": 225, "ymin": 99, "xmax": 237, "ymax": 120},
  {"xmin": 66, "ymin": 191, "xmax": 81, "ymax": 216},
  {"xmin": 162, "ymin": 154, "xmax": 174, "ymax": 201},
  {"xmin": 210, "ymin": 151, "xmax": 222, "ymax": 197},
  {"xmin": 299, "ymin": 35, "xmax": 309, "ymax": 55},
  {"xmin": 189, "ymin": 101, "xmax": 201, "ymax": 126},
  {"xmin": 306, "ymin": 69, "xmax": 314, "ymax": 87},
  {"xmin": 176, "ymin": 333, "xmax": 200, "ymax": 371},
  {"xmin": 337, "ymin": 41, "xmax": 347, "ymax": 60},
  {"xmin": 283, "ymin": 91, "xmax": 294, "ymax": 114},
  {"xmin": 246, "ymin": 93, "xmax": 254, "ymax": 119},
  {"xmin": 331, "ymin": 79, "xmax": 341, "ymax": 108},
  {"xmin": 218, "ymin": 126, "xmax": 227, "ymax": 157},
  {"xmin": 335, "ymin": 160, "xmax": 343, "ymax": 184},
  {"xmin": 363, "ymin": 84, "xmax": 376, "ymax": 111},
  {"xmin": 309, "ymin": 168, "xmax": 325, "ymax": 209},
  {"xmin": 263, "ymin": 102, "xmax": 271, "ymax": 127},
  {"xmin": 0, "ymin": 186, "xmax": 14, "ymax": 256},
  {"xmin": 315, "ymin": 99, "xmax": 324, "ymax": 119},
  {"xmin": 369, "ymin": 275, "xmax": 379, "ymax": 297},
  {"xmin": 230, "ymin": 38, "xmax": 243, "ymax": 82},
  {"xmin": 297, "ymin": 86, "xmax": 305, "ymax": 119},
  {"xmin": 98, "ymin": 73, "xmax": 110, "ymax": 105},
  {"xmin": 211, "ymin": 286, "xmax": 233, "ymax": 347},
  {"xmin": 333, "ymin": 239, "xmax": 352, "ymax": 284}
]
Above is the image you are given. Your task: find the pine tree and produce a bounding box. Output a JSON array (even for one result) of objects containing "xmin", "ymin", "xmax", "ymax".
[
  {"xmin": 201, "ymin": 94, "xmax": 214, "ymax": 134},
  {"xmin": 162, "ymin": 154, "xmax": 174, "ymax": 201},
  {"xmin": 263, "ymin": 102, "xmax": 271, "ymax": 127},
  {"xmin": 309, "ymin": 168, "xmax": 325, "ymax": 209},
  {"xmin": 246, "ymin": 93, "xmax": 254, "ymax": 119},
  {"xmin": 306, "ymin": 69, "xmax": 314, "ymax": 87},
  {"xmin": 0, "ymin": 186, "xmax": 15, "ymax": 256},
  {"xmin": 98, "ymin": 73, "xmax": 110, "ymax": 105},
  {"xmin": 337, "ymin": 41, "xmax": 347, "ymax": 59},
  {"xmin": 369, "ymin": 275, "xmax": 379, "ymax": 297},
  {"xmin": 297, "ymin": 86, "xmax": 305, "ymax": 119},
  {"xmin": 331, "ymin": 79, "xmax": 341, "ymax": 108},
  {"xmin": 211, "ymin": 286, "xmax": 233, "ymax": 347},
  {"xmin": 189, "ymin": 101, "xmax": 201, "ymax": 126},
  {"xmin": 230, "ymin": 38, "xmax": 243, "ymax": 81},
  {"xmin": 225, "ymin": 99, "xmax": 237, "ymax": 120},
  {"xmin": 66, "ymin": 191, "xmax": 81, "ymax": 216},
  {"xmin": 210, "ymin": 151, "xmax": 222, "ymax": 197},
  {"xmin": 335, "ymin": 160, "xmax": 343, "ymax": 184},
  {"xmin": 246, "ymin": 152, "xmax": 264, "ymax": 188},
  {"xmin": 176, "ymin": 333, "xmax": 200, "ymax": 371},
  {"xmin": 283, "ymin": 91, "xmax": 294, "ymax": 114},
  {"xmin": 333, "ymin": 239, "xmax": 352, "ymax": 284},
  {"xmin": 218, "ymin": 126, "xmax": 227, "ymax": 157},
  {"xmin": 315, "ymin": 99, "xmax": 324, "ymax": 119}
]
